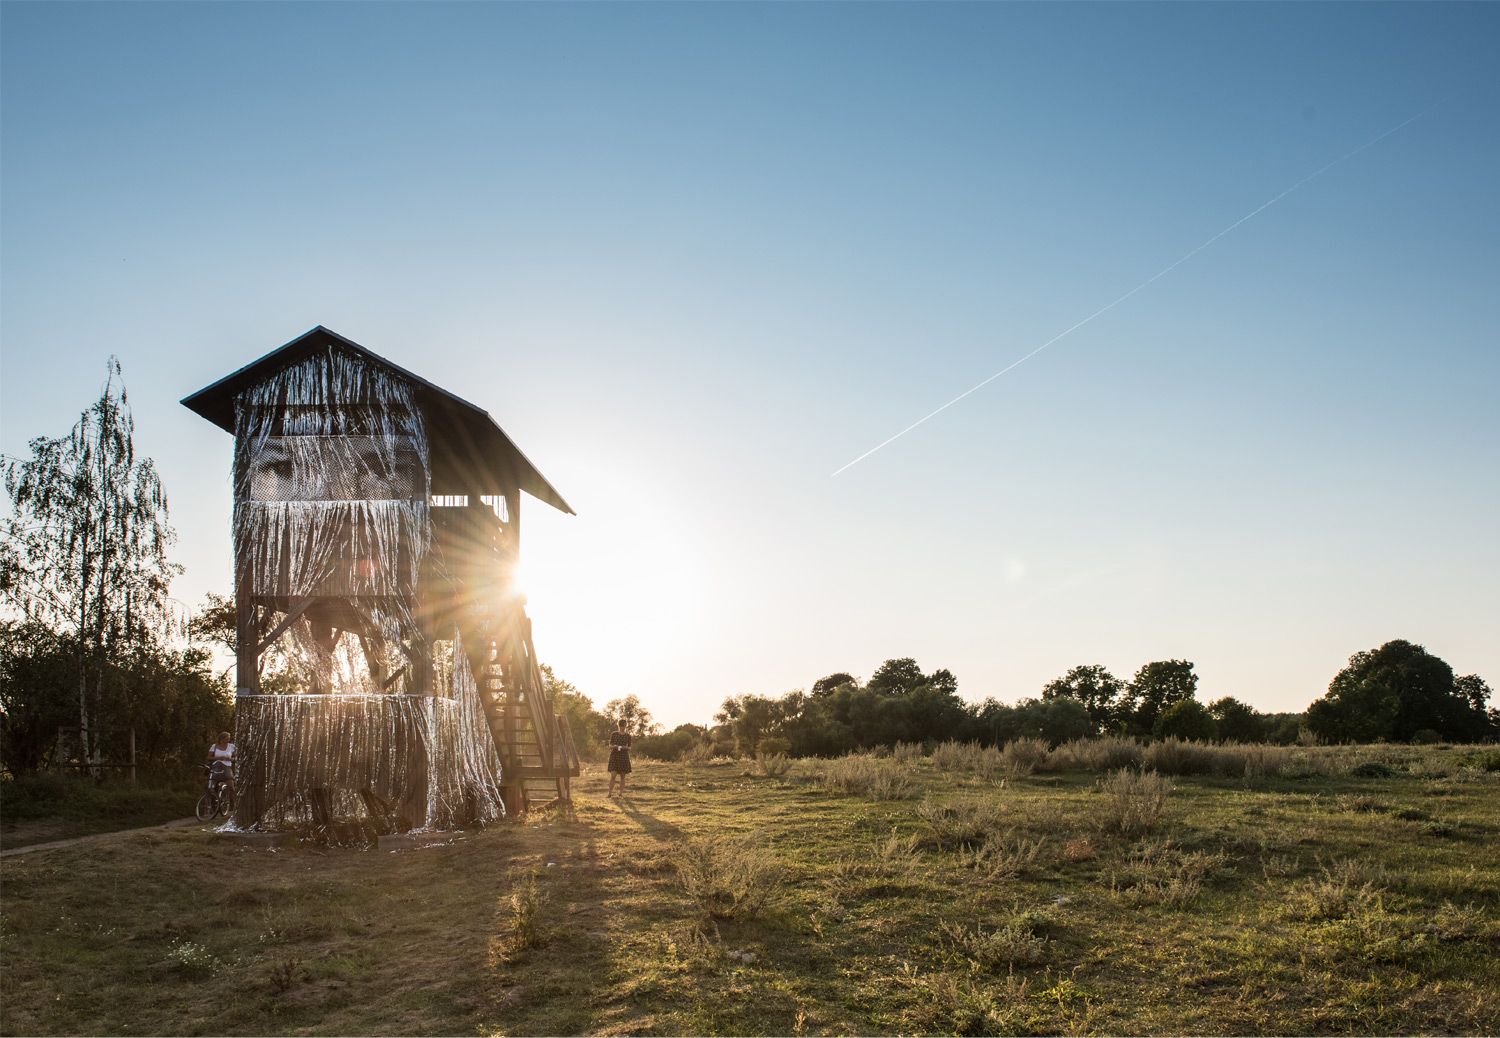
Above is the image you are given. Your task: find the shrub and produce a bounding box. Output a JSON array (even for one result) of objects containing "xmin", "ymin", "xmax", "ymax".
[
  {"xmin": 1111, "ymin": 840, "xmax": 1228, "ymax": 907},
  {"xmin": 930, "ymin": 740, "xmax": 975, "ymax": 772},
  {"xmin": 1094, "ymin": 769, "xmax": 1173, "ymax": 835},
  {"xmin": 1143, "ymin": 738, "xmax": 1222, "ymax": 776},
  {"xmin": 267, "ymin": 956, "xmax": 306, "ymax": 994},
  {"xmin": 973, "ymin": 746, "xmax": 1004, "ymax": 781},
  {"xmin": 959, "ymin": 830, "xmax": 1045, "ymax": 879},
  {"xmin": 509, "ymin": 870, "xmax": 546, "ymax": 950},
  {"xmin": 1351, "ymin": 761, "xmax": 1398, "ymax": 778},
  {"xmin": 1457, "ymin": 748, "xmax": 1500, "ymax": 772},
  {"xmin": 939, "ymin": 919, "xmax": 1048, "ymax": 969},
  {"xmin": 830, "ymin": 833, "xmax": 923, "ymax": 889},
  {"xmin": 680, "ymin": 741, "xmax": 713, "ymax": 765},
  {"xmin": 818, "ymin": 755, "xmax": 913, "ymax": 800},
  {"xmin": 1000, "ymin": 737, "xmax": 1050, "ymax": 778},
  {"xmin": 916, "ymin": 793, "xmax": 1010, "ymax": 851},
  {"xmin": 1050, "ymin": 736, "xmax": 1143, "ymax": 773},
  {"xmin": 678, "ymin": 834, "xmax": 786, "ymax": 920},
  {"xmin": 892, "ymin": 741, "xmax": 923, "ymax": 765},
  {"xmin": 1236, "ymin": 744, "xmax": 1290, "ymax": 784},
  {"xmin": 752, "ymin": 751, "xmax": 792, "ymax": 778}
]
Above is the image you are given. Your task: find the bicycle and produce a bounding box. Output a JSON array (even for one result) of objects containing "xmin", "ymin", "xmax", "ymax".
[{"xmin": 196, "ymin": 763, "xmax": 236, "ymax": 821}]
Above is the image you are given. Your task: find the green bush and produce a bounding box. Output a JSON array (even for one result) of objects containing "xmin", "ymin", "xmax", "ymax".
[
  {"xmin": 1152, "ymin": 699, "xmax": 1218, "ymax": 742},
  {"xmin": 1457, "ymin": 749, "xmax": 1500, "ymax": 772},
  {"xmin": 1, "ymin": 770, "xmax": 199, "ymax": 823}
]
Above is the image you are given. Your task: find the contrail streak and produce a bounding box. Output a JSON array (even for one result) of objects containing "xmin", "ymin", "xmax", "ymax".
[{"xmin": 832, "ymin": 101, "xmax": 1444, "ymax": 477}]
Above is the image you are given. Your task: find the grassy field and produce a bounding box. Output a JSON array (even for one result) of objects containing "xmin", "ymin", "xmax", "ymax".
[{"xmin": 2, "ymin": 743, "xmax": 1498, "ymax": 1036}]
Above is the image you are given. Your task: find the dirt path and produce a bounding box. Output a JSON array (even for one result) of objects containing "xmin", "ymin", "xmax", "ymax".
[{"xmin": 0, "ymin": 817, "xmax": 201, "ymax": 858}]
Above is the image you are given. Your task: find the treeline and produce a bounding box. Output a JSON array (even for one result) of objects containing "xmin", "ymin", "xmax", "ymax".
[
  {"xmin": 0, "ymin": 621, "xmax": 232, "ymax": 776},
  {"xmin": 632, "ymin": 642, "xmax": 1496, "ymax": 762},
  {"xmin": 633, "ymin": 656, "xmax": 1299, "ymax": 761}
]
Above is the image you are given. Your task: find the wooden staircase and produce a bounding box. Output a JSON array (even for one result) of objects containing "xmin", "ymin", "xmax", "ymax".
[{"xmin": 437, "ymin": 500, "xmax": 578, "ymax": 816}]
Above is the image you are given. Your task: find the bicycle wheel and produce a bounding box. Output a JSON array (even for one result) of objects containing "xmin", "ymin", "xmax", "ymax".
[{"xmin": 196, "ymin": 793, "xmax": 217, "ymax": 822}]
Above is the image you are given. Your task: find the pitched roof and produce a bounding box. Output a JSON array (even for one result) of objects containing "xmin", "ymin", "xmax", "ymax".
[{"xmin": 180, "ymin": 326, "xmax": 575, "ymax": 515}]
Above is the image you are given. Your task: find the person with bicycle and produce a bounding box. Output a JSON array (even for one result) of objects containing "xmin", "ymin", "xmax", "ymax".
[{"xmin": 206, "ymin": 731, "xmax": 237, "ymax": 808}]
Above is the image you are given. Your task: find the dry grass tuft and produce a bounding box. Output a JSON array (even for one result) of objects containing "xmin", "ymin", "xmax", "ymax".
[
  {"xmin": 1061, "ymin": 835, "xmax": 1096, "ymax": 863},
  {"xmin": 892, "ymin": 741, "xmax": 924, "ymax": 765},
  {"xmin": 751, "ymin": 751, "xmax": 792, "ymax": 778},
  {"xmin": 680, "ymin": 741, "xmax": 714, "ymax": 765},
  {"xmin": 507, "ymin": 869, "xmax": 547, "ymax": 951},
  {"xmin": 930, "ymin": 740, "xmax": 975, "ymax": 772},
  {"xmin": 1000, "ymin": 737, "xmax": 1051, "ymax": 778},
  {"xmin": 1050, "ymin": 736, "xmax": 1143, "ymax": 773},
  {"xmin": 1282, "ymin": 861, "xmax": 1382, "ymax": 921},
  {"xmin": 1094, "ymin": 769, "xmax": 1173, "ymax": 834},
  {"xmin": 957, "ymin": 829, "xmax": 1046, "ymax": 878},
  {"xmin": 916, "ymin": 793, "xmax": 1010, "ymax": 850},
  {"xmin": 677, "ymin": 834, "xmax": 787, "ymax": 920},
  {"xmin": 1237, "ymin": 743, "xmax": 1290, "ymax": 783},
  {"xmin": 817, "ymin": 755, "xmax": 913, "ymax": 800},
  {"xmin": 940, "ymin": 918, "xmax": 1049, "ymax": 969},
  {"xmin": 1110, "ymin": 839, "xmax": 1229, "ymax": 907}
]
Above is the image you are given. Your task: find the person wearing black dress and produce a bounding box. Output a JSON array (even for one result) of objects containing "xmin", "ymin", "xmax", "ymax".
[{"xmin": 607, "ymin": 718, "xmax": 632, "ymax": 798}]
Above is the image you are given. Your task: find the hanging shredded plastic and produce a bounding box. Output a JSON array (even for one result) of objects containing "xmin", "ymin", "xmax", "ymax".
[{"xmin": 228, "ymin": 345, "xmax": 506, "ymax": 834}]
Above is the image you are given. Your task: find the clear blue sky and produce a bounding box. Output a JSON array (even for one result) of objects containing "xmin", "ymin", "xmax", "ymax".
[{"xmin": 3, "ymin": 2, "xmax": 1496, "ymax": 727}]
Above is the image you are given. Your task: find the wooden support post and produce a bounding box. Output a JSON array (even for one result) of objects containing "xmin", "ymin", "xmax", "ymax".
[
  {"xmin": 129, "ymin": 728, "xmax": 136, "ymax": 787},
  {"xmin": 233, "ymin": 446, "xmax": 258, "ymax": 695},
  {"xmin": 505, "ymin": 487, "xmax": 520, "ymax": 560}
]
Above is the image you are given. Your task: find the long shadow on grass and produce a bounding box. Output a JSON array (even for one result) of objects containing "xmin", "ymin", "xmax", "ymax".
[
  {"xmin": 483, "ymin": 803, "xmax": 635, "ymax": 1036},
  {"xmin": 617, "ymin": 796, "xmax": 684, "ymax": 843}
]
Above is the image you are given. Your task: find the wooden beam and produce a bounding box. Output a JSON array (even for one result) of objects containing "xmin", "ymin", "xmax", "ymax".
[{"xmin": 253, "ymin": 597, "xmax": 314, "ymax": 657}]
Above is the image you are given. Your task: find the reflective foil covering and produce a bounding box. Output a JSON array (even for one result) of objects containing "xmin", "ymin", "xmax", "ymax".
[{"xmin": 228, "ymin": 346, "xmax": 506, "ymax": 832}]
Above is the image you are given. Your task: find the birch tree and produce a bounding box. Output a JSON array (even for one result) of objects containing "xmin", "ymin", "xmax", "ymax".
[{"xmin": 2, "ymin": 358, "xmax": 180, "ymax": 772}]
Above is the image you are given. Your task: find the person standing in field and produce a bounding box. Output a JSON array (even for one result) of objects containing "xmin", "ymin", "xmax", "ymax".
[{"xmin": 606, "ymin": 718, "xmax": 632, "ymax": 798}]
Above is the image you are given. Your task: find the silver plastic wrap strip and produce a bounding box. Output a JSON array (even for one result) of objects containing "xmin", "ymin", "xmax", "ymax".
[{"xmin": 232, "ymin": 691, "xmax": 504, "ymax": 832}]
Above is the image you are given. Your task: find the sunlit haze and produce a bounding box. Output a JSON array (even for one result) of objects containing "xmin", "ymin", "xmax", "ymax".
[{"xmin": 3, "ymin": 3, "xmax": 1496, "ymax": 727}]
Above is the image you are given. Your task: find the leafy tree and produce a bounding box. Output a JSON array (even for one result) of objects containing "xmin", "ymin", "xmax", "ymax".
[
  {"xmin": 1154, "ymin": 699, "xmax": 1218, "ymax": 742},
  {"xmin": 2, "ymin": 359, "xmax": 180, "ymax": 770},
  {"xmin": 1009, "ymin": 697, "xmax": 1094, "ymax": 747},
  {"xmin": 635, "ymin": 723, "xmax": 708, "ymax": 761},
  {"xmin": 811, "ymin": 672, "xmax": 857, "ymax": 697},
  {"xmin": 0, "ymin": 621, "xmax": 78, "ymax": 775},
  {"xmin": 602, "ymin": 693, "xmax": 660, "ymax": 737},
  {"xmin": 1124, "ymin": 660, "xmax": 1198, "ymax": 734},
  {"xmin": 1306, "ymin": 640, "xmax": 1492, "ymax": 744},
  {"xmin": 715, "ymin": 693, "xmax": 788, "ymax": 756},
  {"xmin": 1209, "ymin": 696, "xmax": 1264, "ymax": 743},
  {"xmin": 1266, "ymin": 713, "xmax": 1306, "ymax": 746},
  {"xmin": 1454, "ymin": 674, "xmax": 1493, "ymax": 715},
  {"xmin": 186, "ymin": 592, "xmax": 236, "ymax": 654},
  {"xmin": 867, "ymin": 658, "xmax": 925, "ymax": 697},
  {"xmin": 0, "ymin": 620, "xmax": 231, "ymax": 777},
  {"xmin": 541, "ymin": 664, "xmax": 609, "ymax": 758},
  {"xmin": 784, "ymin": 694, "xmax": 853, "ymax": 757},
  {"xmin": 1041, "ymin": 664, "xmax": 1124, "ymax": 733}
]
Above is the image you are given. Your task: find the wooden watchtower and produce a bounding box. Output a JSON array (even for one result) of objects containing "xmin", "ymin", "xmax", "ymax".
[{"xmin": 182, "ymin": 326, "xmax": 579, "ymax": 827}]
